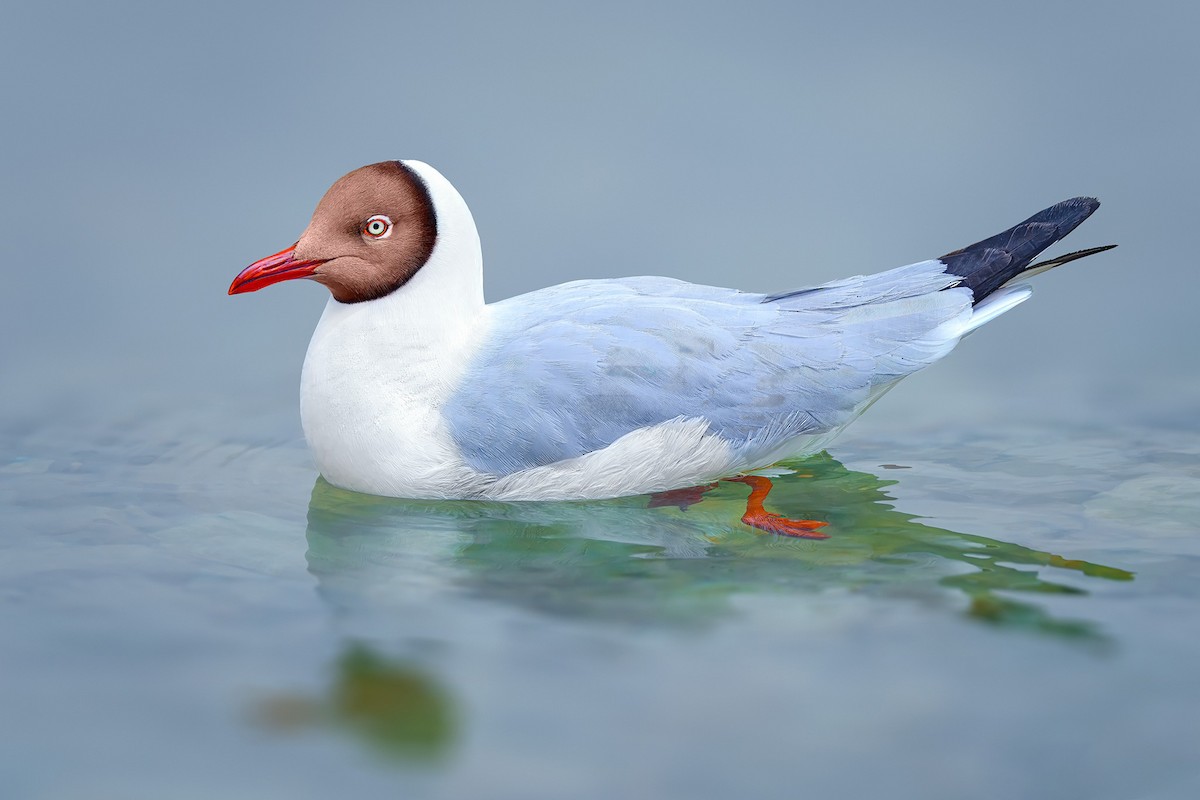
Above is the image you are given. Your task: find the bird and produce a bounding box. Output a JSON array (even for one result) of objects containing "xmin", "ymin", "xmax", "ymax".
[{"xmin": 229, "ymin": 160, "xmax": 1113, "ymax": 536}]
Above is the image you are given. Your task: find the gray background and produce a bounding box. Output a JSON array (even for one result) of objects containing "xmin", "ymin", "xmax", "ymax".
[{"xmin": 3, "ymin": 0, "xmax": 1196, "ymax": 440}]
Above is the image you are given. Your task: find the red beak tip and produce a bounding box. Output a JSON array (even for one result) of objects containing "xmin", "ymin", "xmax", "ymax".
[{"xmin": 229, "ymin": 244, "xmax": 320, "ymax": 296}]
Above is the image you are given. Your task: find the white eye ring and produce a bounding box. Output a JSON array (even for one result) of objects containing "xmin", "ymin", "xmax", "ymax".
[{"xmin": 363, "ymin": 214, "xmax": 393, "ymax": 239}]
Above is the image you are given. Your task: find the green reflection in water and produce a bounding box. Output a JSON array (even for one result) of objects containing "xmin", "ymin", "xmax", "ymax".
[
  {"xmin": 258, "ymin": 644, "xmax": 456, "ymax": 764},
  {"xmin": 305, "ymin": 453, "xmax": 1132, "ymax": 639}
]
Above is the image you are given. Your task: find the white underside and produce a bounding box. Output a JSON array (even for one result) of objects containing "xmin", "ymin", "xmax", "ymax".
[
  {"xmin": 478, "ymin": 416, "xmax": 844, "ymax": 500},
  {"xmin": 483, "ymin": 417, "xmax": 737, "ymax": 501},
  {"xmin": 309, "ymin": 410, "xmax": 836, "ymax": 501}
]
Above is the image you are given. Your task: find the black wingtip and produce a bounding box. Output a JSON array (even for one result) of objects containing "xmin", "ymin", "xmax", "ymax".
[
  {"xmin": 1033, "ymin": 196, "xmax": 1100, "ymax": 234},
  {"xmin": 939, "ymin": 196, "xmax": 1105, "ymax": 302}
]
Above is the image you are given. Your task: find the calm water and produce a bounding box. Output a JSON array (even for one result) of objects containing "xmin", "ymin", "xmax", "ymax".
[{"xmin": 3, "ymin": 409, "xmax": 1199, "ymax": 800}]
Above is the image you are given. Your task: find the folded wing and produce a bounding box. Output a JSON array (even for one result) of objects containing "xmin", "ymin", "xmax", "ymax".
[{"xmin": 445, "ymin": 267, "xmax": 973, "ymax": 476}]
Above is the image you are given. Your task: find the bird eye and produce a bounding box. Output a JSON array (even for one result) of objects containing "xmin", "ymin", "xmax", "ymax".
[{"xmin": 362, "ymin": 215, "xmax": 393, "ymax": 239}]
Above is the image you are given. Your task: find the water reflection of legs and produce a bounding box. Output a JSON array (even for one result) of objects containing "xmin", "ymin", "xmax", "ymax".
[
  {"xmin": 646, "ymin": 482, "xmax": 719, "ymax": 510},
  {"xmin": 649, "ymin": 476, "xmax": 829, "ymax": 539}
]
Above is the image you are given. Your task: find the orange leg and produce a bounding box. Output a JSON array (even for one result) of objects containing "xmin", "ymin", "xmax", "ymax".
[{"xmin": 726, "ymin": 475, "xmax": 829, "ymax": 539}]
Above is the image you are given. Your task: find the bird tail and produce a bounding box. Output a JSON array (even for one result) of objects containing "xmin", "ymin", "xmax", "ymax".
[{"xmin": 938, "ymin": 197, "xmax": 1116, "ymax": 303}]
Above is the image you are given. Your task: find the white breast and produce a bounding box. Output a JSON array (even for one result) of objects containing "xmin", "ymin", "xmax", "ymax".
[{"xmin": 300, "ymin": 297, "xmax": 492, "ymax": 499}]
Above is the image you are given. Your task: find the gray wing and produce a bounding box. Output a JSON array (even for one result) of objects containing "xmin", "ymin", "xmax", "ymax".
[{"xmin": 444, "ymin": 264, "xmax": 971, "ymax": 476}]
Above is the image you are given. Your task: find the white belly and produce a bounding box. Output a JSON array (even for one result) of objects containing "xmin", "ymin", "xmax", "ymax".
[{"xmin": 482, "ymin": 417, "xmax": 740, "ymax": 501}]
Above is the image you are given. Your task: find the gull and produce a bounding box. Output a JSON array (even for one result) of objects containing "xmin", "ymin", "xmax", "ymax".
[{"xmin": 230, "ymin": 161, "xmax": 1112, "ymax": 536}]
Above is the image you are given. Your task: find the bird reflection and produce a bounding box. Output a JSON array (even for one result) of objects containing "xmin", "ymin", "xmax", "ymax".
[
  {"xmin": 256, "ymin": 644, "xmax": 456, "ymax": 764},
  {"xmin": 304, "ymin": 453, "xmax": 1132, "ymax": 639}
]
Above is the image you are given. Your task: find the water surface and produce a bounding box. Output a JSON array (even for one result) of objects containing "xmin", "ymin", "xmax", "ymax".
[{"xmin": 3, "ymin": 410, "xmax": 1199, "ymax": 799}]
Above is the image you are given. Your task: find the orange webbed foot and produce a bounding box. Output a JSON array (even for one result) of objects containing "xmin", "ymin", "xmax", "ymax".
[{"xmin": 726, "ymin": 475, "xmax": 830, "ymax": 540}]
